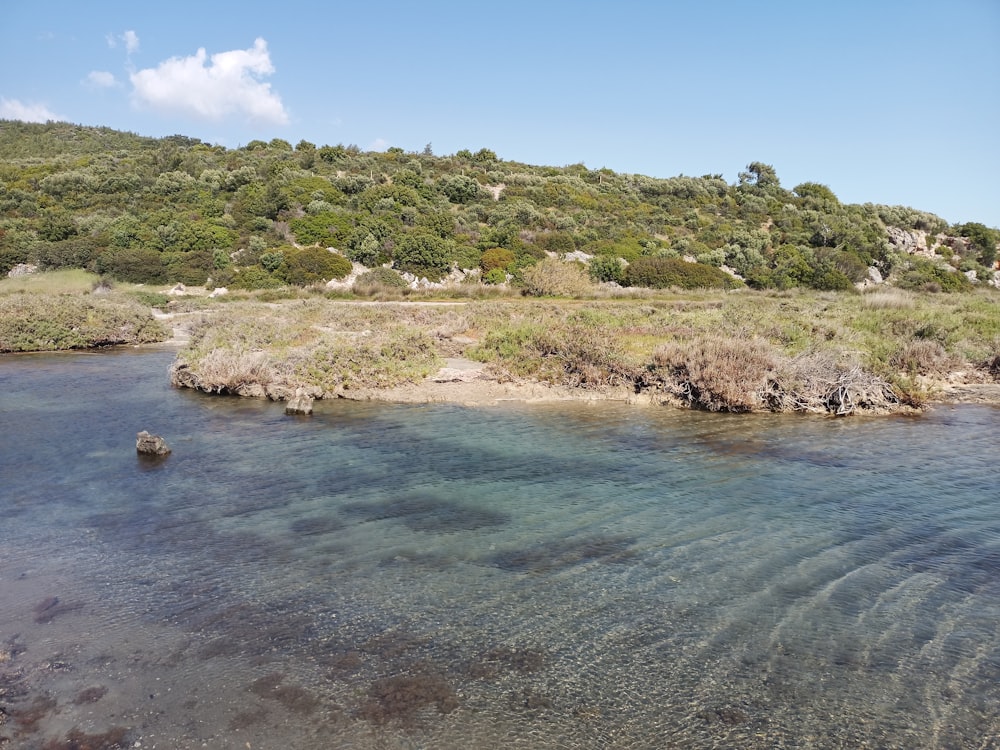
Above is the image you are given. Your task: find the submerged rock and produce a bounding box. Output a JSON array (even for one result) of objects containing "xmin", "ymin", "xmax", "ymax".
[{"xmin": 136, "ymin": 430, "xmax": 171, "ymax": 455}]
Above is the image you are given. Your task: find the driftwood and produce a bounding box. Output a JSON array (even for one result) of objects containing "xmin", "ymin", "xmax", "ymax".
[
  {"xmin": 653, "ymin": 343, "xmax": 904, "ymax": 416},
  {"xmin": 765, "ymin": 356, "xmax": 901, "ymax": 415}
]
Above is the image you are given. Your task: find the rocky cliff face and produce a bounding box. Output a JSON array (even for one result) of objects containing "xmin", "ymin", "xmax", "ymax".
[
  {"xmin": 885, "ymin": 226, "xmax": 1000, "ymax": 288},
  {"xmin": 886, "ymin": 226, "xmax": 934, "ymax": 258}
]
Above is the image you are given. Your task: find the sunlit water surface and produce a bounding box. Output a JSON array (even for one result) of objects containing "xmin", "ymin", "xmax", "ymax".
[{"xmin": 1, "ymin": 349, "xmax": 998, "ymax": 749}]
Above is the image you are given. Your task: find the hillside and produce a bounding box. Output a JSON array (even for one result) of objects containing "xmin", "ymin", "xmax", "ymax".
[{"xmin": 1, "ymin": 120, "xmax": 998, "ymax": 293}]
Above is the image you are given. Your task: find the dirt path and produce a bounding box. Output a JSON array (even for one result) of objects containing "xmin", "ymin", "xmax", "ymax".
[{"xmin": 151, "ymin": 310, "xmax": 202, "ymax": 346}]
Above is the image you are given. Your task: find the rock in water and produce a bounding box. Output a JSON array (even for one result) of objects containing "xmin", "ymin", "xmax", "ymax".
[
  {"xmin": 285, "ymin": 389, "xmax": 314, "ymax": 416},
  {"xmin": 136, "ymin": 430, "xmax": 171, "ymax": 455}
]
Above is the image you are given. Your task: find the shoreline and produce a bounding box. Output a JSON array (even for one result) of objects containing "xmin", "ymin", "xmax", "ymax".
[
  {"xmin": 148, "ymin": 313, "xmax": 1000, "ymax": 410},
  {"xmin": 307, "ymin": 371, "xmax": 1000, "ymax": 410},
  {"xmin": 165, "ymin": 345, "xmax": 1000, "ymax": 411},
  {"xmin": 4, "ymin": 313, "xmax": 992, "ymax": 412}
]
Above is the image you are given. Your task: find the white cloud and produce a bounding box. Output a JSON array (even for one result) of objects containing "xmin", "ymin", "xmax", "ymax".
[
  {"xmin": 129, "ymin": 38, "xmax": 289, "ymax": 125},
  {"xmin": 123, "ymin": 30, "xmax": 140, "ymax": 54},
  {"xmin": 85, "ymin": 70, "xmax": 119, "ymax": 88},
  {"xmin": 107, "ymin": 30, "xmax": 139, "ymax": 54},
  {"xmin": 0, "ymin": 97, "xmax": 61, "ymax": 123},
  {"xmin": 369, "ymin": 138, "xmax": 389, "ymax": 152}
]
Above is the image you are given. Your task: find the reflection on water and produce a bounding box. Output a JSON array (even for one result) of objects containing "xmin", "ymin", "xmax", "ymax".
[{"xmin": 1, "ymin": 349, "xmax": 998, "ymax": 748}]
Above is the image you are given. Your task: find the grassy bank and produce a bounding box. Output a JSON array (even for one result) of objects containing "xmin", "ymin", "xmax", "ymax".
[
  {"xmin": 170, "ymin": 300, "xmax": 458, "ymax": 398},
  {"xmin": 0, "ymin": 271, "xmax": 170, "ymax": 352},
  {"xmin": 169, "ymin": 287, "xmax": 999, "ymax": 414}
]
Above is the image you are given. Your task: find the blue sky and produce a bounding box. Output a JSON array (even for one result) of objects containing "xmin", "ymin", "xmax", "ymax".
[{"xmin": 2, "ymin": 0, "xmax": 998, "ymax": 226}]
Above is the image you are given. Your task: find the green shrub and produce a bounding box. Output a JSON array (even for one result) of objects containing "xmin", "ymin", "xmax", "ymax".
[
  {"xmin": 163, "ymin": 248, "xmax": 215, "ymax": 285},
  {"xmin": 441, "ymin": 175, "xmax": 483, "ymax": 204},
  {"xmin": 589, "ymin": 255, "xmax": 625, "ymax": 284},
  {"xmin": 810, "ymin": 266, "xmax": 856, "ymax": 291},
  {"xmin": 896, "ymin": 258, "xmax": 973, "ymax": 293},
  {"xmin": 128, "ymin": 289, "xmax": 170, "ymax": 308},
  {"xmin": 450, "ymin": 241, "xmax": 483, "ymax": 271},
  {"xmin": 480, "ymin": 247, "xmax": 516, "ymax": 272},
  {"xmin": 32, "ymin": 237, "xmax": 101, "ymax": 270},
  {"xmin": 355, "ymin": 267, "xmax": 408, "ymax": 289},
  {"xmin": 0, "ymin": 244, "xmax": 30, "ymax": 275},
  {"xmin": 289, "ymin": 211, "xmax": 353, "ymax": 246},
  {"xmin": 954, "ymin": 222, "xmax": 999, "ymax": 267},
  {"xmin": 534, "ymin": 231, "xmax": 577, "ymax": 254},
  {"xmin": 0, "ymin": 293, "xmax": 169, "ymax": 351},
  {"xmin": 394, "ymin": 230, "xmax": 452, "ymax": 280},
  {"xmin": 95, "ymin": 247, "xmax": 166, "ymax": 284},
  {"xmin": 232, "ymin": 266, "xmax": 284, "ymax": 290},
  {"xmin": 483, "ymin": 268, "xmax": 507, "ymax": 285},
  {"xmin": 624, "ymin": 257, "xmax": 740, "ymax": 290},
  {"xmin": 259, "ymin": 250, "xmax": 284, "ymax": 272},
  {"xmin": 279, "ymin": 247, "xmax": 353, "ymax": 285},
  {"xmin": 585, "ymin": 237, "xmax": 645, "ymax": 263}
]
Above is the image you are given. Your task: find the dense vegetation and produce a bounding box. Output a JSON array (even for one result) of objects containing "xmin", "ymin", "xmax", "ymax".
[
  {"xmin": 0, "ymin": 270, "xmax": 169, "ymax": 351},
  {"xmin": 2, "ymin": 121, "xmax": 996, "ymax": 293},
  {"xmin": 2, "ymin": 121, "xmax": 997, "ymax": 412}
]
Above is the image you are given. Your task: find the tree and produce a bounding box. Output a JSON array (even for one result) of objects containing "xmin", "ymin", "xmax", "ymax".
[
  {"xmin": 793, "ymin": 182, "xmax": 839, "ymax": 206},
  {"xmin": 480, "ymin": 247, "xmax": 516, "ymax": 272},
  {"xmin": 441, "ymin": 174, "xmax": 482, "ymax": 204},
  {"xmin": 37, "ymin": 209, "xmax": 77, "ymax": 241},
  {"xmin": 589, "ymin": 254, "xmax": 624, "ymax": 284},
  {"xmin": 955, "ymin": 222, "xmax": 999, "ymax": 267},
  {"xmin": 394, "ymin": 230, "xmax": 452, "ymax": 279},
  {"xmin": 738, "ymin": 162, "xmax": 780, "ymax": 192},
  {"xmin": 279, "ymin": 247, "xmax": 352, "ymax": 285},
  {"xmin": 296, "ymin": 140, "xmax": 316, "ymax": 169},
  {"xmin": 318, "ymin": 144, "xmax": 347, "ymax": 163}
]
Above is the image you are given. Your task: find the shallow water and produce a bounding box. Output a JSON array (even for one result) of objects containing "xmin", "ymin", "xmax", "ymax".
[{"xmin": 1, "ymin": 349, "xmax": 998, "ymax": 749}]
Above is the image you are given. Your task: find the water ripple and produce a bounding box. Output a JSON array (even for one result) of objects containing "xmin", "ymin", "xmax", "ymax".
[{"xmin": 1, "ymin": 351, "xmax": 998, "ymax": 748}]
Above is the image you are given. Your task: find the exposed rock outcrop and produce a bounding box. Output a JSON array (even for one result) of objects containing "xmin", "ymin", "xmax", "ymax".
[
  {"xmin": 886, "ymin": 226, "xmax": 933, "ymax": 258},
  {"xmin": 285, "ymin": 388, "xmax": 314, "ymax": 415},
  {"xmin": 136, "ymin": 430, "xmax": 170, "ymax": 456},
  {"xmin": 6, "ymin": 263, "xmax": 38, "ymax": 277}
]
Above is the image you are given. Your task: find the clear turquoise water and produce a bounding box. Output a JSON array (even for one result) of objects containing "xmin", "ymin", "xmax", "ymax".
[{"xmin": 1, "ymin": 349, "xmax": 998, "ymax": 748}]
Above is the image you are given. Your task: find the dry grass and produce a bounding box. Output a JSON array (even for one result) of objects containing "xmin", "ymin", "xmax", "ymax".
[
  {"xmin": 650, "ymin": 336, "xmax": 779, "ymax": 412},
  {"xmin": 860, "ymin": 287, "xmax": 917, "ymax": 309},
  {"xmin": 170, "ymin": 301, "xmax": 446, "ymax": 396},
  {"xmin": 0, "ymin": 268, "xmax": 102, "ymax": 295},
  {"xmin": 166, "ymin": 286, "xmax": 1000, "ymax": 412},
  {"xmin": 520, "ymin": 257, "xmax": 593, "ymax": 297}
]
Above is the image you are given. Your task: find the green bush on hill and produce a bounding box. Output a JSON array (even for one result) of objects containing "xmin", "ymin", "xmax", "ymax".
[
  {"xmin": 0, "ymin": 121, "xmax": 996, "ymax": 296},
  {"xmin": 624, "ymin": 257, "xmax": 740, "ymax": 290},
  {"xmin": 277, "ymin": 247, "xmax": 353, "ymax": 286},
  {"xmin": 896, "ymin": 258, "xmax": 973, "ymax": 293}
]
